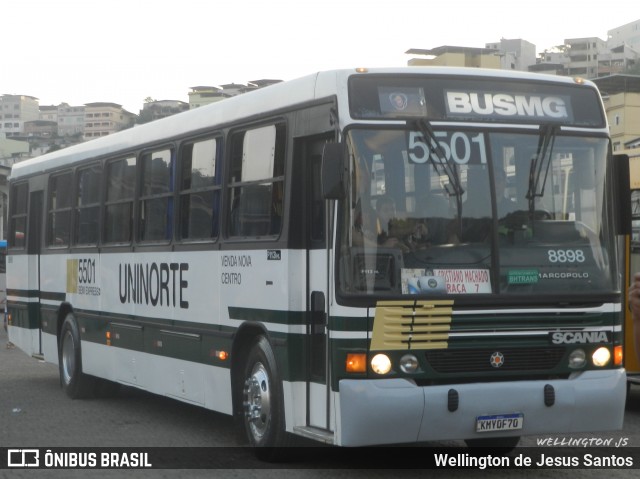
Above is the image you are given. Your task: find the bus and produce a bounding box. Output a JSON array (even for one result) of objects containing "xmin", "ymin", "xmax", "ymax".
[
  {"xmin": 625, "ymin": 150, "xmax": 640, "ymax": 385},
  {"xmin": 7, "ymin": 67, "xmax": 628, "ymax": 454}
]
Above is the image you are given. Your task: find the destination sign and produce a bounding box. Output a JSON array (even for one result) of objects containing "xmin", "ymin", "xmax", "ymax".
[
  {"xmin": 445, "ymin": 91, "xmax": 572, "ymax": 121},
  {"xmin": 349, "ymin": 74, "xmax": 605, "ymax": 127}
]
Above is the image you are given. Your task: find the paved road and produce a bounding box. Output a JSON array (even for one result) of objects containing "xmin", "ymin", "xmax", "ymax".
[{"xmin": 2, "ymin": 325, "xmax": 640, "ymax": 478}]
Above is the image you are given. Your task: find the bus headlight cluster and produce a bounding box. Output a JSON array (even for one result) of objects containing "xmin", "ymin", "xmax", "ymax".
[
  {"xmin": 568, "ymin": 349, "xmax": 586, "ymax": 369},
  {"xmin": 368, "ymin": 353, "xmax": 420, "ymax": 375},
  {"xmin": 371, "ymin": 354, "xmax": 392, "ymax": 375},
  {"xmin": 569, "ymin": 347, "xmax": 614, "ymax": 368},
  {"xmin": 399, "ymin": 354, "xmax": 419, "ymax": 373},
  {"xmin": 592, "ymin": 347, "xmax": 611, "ymax": 367}
]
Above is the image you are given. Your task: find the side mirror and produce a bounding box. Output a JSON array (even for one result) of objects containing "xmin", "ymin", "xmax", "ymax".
[
  {"xmin": 321, "ymin": 142, "xmax": 346, "ymax": 199},
  {"xmin": 613, "ymin": 154, "xmax": 631, "ymax": 236}
]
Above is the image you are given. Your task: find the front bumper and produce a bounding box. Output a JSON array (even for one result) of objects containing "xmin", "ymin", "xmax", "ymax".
[{"xmin": 337, "ymin": 369, "xmax": 626, "ymax": 446}]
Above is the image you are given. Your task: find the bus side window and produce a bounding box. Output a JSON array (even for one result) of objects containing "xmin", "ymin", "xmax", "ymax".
[
  {"xmin": 179, "ymin": 137, "xmax": 221, "ymax": 240},
  {"xmin": 139, "ymin": 148, "xmax": 174, "ymax": 242},
  {"xmin": 75, "ymin": 163, "xmax": 101, "ymax": 245},
  {"xmin": 47, "ymin": 171, "xmax": 73, "ymax": 247},
  {"xmin": 228, "ymin": 124, "xmax": 286, "ymax": 238},
  {"xmin": 104, "ymin": 157, "xmax": 136, "ymax": 244},
  {"xmin": 9, "ymin": 183, "xmax": 28, "ymax": 248}
]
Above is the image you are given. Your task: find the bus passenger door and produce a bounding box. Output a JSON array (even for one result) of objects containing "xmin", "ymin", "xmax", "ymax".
[
  {"xmin": 302, "ymin": 137, "xmax": 332, "ymax": 434},
  {"xmin": 28, "ymin": 191, "xmax": 44, "ymax": 357}
]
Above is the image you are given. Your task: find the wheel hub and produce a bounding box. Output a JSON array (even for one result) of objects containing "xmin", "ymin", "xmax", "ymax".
[
  {"xmin": 61, "ymin": 330, "xmax": 76, "ymax": 385},
  {"xmin": 243, "ymin": 363, "xmax": 271, "ymax": 440}
]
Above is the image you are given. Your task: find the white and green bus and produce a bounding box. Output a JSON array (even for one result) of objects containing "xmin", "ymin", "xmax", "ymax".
[{"xmin": 7, "ymin": 67, "xmax": 629, "ymax": 454}]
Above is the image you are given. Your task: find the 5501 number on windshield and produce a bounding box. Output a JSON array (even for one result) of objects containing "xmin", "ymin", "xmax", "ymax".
[{"xmin": 408, "ymin": 131, "xmax": 487, "ymax": 165}]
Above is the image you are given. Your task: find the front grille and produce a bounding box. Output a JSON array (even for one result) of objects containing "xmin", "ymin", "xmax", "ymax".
[
  {"xmin": 425, "ymin": 347, "xmax": 565, "ymax": 373},
  {"xmin": 370, "ymin": 300, "xmax": 454, "ymax": 351}
]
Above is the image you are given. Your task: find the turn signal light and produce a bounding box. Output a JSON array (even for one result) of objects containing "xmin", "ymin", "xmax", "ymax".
[
  {"xmin": 614, "ymin": 345, "xmax": 623, "ymax": 366},
  {"xmin": 216, "ymin": 350, "xmax": 229, "ymax": 361},
  {"xmin": 346, "ymin": 353, "xmax": 367, "ymax": 373}
]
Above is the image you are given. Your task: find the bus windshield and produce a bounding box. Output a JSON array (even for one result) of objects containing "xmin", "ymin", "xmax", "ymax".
[{"xmin": 338, "ymin": 127, "xmax": 615, "ymax": 298}]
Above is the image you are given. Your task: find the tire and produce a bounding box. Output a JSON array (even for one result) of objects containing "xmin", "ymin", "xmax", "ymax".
[
  {"xmin": 58, "ymin": 313, "xmax": 95, "ymax": 399},
  {"xmin": 241, "ymin": 336, "xmax": 290, "ymax": 459}
]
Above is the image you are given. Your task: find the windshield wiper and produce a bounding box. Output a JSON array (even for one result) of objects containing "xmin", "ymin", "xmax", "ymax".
[
  {"xmin": 526, "ymin": 124, "xmax": 558, "ymax": 215},
  {"xmin": 411, "ymin": 118, "xmax": 465, "ymax": 203}
]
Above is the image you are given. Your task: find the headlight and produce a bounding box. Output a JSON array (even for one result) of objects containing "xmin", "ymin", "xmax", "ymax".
[
  {"xmin": 371, "ymin": 354, "xmax": 392, "ymax": 375},
  {"xmin": 400, "ymin": 354, "xmax": 419, "ymax": 373},
  {"xmin": 592, "ymin": 347, "xmax": 611, "ymax": 367},
  {"xmin": 568, "ymin": 349, "xmax": 586, "ymax": 369}
]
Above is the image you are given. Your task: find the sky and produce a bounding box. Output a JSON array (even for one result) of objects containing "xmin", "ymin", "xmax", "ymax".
[{"xmin": 2, "ymin": 0, "xmax": 638, "ymax": 114}]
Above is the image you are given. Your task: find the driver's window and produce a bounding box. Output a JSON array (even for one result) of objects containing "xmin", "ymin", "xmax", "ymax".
[{"xmin": 461, "ymin": 165, "xmax": 490, "ymax": 219}]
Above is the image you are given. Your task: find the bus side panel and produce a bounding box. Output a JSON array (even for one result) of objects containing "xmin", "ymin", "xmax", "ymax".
[
  {"xmin": 81, "ymin": 340, "xmax": 234, "ymax": 413},
  {"xmin": 39, "ymin": 318, "xmax": 59, "ymax": 365},
  {"xmin": 36, "ymin": 248, "xmax": 242, "ymax": 415},
  {"xmin": 7, "ymin": 321, "xmax": 40, "ymax": 357},
  {"xmin": 7, "ymin": 254, "xmax": 41, "ymax": 357},
  {"xmin": 218, "ymin": 248, "xmax": 310, "ymax": 430}
]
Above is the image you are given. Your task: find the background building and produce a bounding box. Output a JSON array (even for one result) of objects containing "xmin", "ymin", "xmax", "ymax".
[
  {"xmin": 23, "ymin": 120, "xmax": 57, "ymax": 138},
  {"xmin": 83, "ymin": 102, "xmax": 135, "ymax": 140},
  {"xmin": 608, "ymin": 19, "xmax": 640, "ymax": 51},
  {"xmin": 593, "ymin": 75, "xmax": 640, "ymax": 152},
  {"xmin": 188, "ymin": 86, "xmax": 230, "ymax": 109},
  {"xmin": 485, "ymin": 39, "xmax": 537, "ymax": 71},
  {"xmin": 0, "ymin": 95, "xmax": 39, "ymax": 138},
  {"xmin": 188, "ymin": 80, "xmax": 280, "ymax": 109},
  {"xmin": 138, "ymin": 100, "xmax": 189, "ymax": 124},
  {"xmin": 57, "ymin": 104, "xmax": 86, "ymax": 138},
  {"xmin": 406, "ymin": 46, "xmax": 501, "ymax": 69},
  {"xmin": 39, "ymin": 105, "xmax": 58, "ymax": 123}
]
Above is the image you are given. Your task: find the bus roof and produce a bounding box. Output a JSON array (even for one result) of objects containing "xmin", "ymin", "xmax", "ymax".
[{"xmin": 9, "ymin": 67, "xmax": 598, "ymax": 180}]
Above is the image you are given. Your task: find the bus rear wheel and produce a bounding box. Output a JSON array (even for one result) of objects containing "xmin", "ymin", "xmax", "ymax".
[
  {"xmin": 58, "ymin": 313, "xmax": 95, "ymax": 399},
  {"xmin": 241, "ymin": 336, "xmax": 289, "ymax": 459}
]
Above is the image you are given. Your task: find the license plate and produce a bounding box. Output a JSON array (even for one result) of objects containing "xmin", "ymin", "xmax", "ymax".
[{"xmin": 476, "ymin": 413, "xmax": 524, "ymax": 433}]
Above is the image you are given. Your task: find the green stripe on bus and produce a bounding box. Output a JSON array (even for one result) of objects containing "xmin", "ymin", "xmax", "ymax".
[{"xmin": 228, "ymin": 306, "xmax": 305, "ymax": 325}]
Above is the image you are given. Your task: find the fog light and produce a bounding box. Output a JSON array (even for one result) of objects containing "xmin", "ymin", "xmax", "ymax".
[
  {"xmin": 400, "ymin": 354, "xmax": 419, "ymax": 373},
  {"xmin": 592, "ymin": 347, "xmax": 611, "ymax": 367},
  {"xmin": 371, "ymin": 354, "xmax": 392, "ymax": 375},
  {"xmin": 568, "ymin": 349, "xmax": 586, "ymax": 369}
]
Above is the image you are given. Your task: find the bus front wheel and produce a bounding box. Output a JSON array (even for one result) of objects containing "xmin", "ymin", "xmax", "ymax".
[
  {"xmin": 58, "ymin": 313, "xmax": 95, "ymax": 399},
  {"xmin": 241, "ymin": 336, "xmax": 289, "ymax": 456}
]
